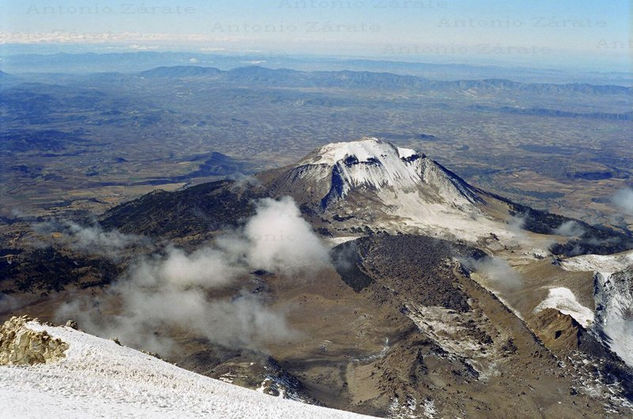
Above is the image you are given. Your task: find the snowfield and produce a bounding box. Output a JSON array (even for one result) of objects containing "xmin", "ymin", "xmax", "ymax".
[
  {"xmin": 593, "ymin": 272, "xmax": 633, "ymax": 367},
  {"xmin": 560, "ymin": 250, "xmax": 633, "ymax": 276},
  {"xmin": 0, "ymin": 321, "xmax": 371, "ymax": 418}
]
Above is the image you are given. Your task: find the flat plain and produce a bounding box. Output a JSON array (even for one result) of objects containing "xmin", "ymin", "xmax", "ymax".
[{"xmin": 1, "ymin": 65, "xmax": 631, "ymax": 230}]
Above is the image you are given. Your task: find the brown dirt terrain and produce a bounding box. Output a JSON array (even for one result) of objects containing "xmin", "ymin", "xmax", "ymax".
[{"xmin": 258, "ymin": 235, "xmax": 632, "ymax": 417}]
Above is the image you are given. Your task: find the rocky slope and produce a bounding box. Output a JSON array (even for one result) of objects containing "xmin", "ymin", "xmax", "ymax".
[{"xmin": 325, "ymin": 235, "xmax": 633, "ymax": 416}]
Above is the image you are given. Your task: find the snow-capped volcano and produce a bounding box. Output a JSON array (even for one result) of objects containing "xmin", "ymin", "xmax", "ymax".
[
  {"xmin": 297, "ymin": 137, "xmax": 482, "ymax": 208},
  {"xmin": 265, "ymin": 137, "xmax": 523, "ymax": 244}
]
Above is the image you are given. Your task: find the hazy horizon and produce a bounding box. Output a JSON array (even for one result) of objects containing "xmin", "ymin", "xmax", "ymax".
[{"xmin": 2, "ymin": 0, "xmax": 631, "ymax": 73}]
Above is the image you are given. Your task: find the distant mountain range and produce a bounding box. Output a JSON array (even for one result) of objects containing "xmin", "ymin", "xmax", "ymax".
[
  {"xmin": 1, "ymin": 51, "xmax": 631, "ymax": 85},
  {"xmin": 136, "ymin": 65, "xmax": 633, "ymax": 96}
]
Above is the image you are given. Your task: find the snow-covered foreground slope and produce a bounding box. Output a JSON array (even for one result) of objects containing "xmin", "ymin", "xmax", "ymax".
[{"xmin": 0, "ymin": 320, "xmax": 371, "ymax": 418}]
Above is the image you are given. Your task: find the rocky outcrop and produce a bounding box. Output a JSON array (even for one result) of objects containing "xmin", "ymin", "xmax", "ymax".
[{"xmin": 0, "ymin": 316, "xmax": 68, "ymax": 365}]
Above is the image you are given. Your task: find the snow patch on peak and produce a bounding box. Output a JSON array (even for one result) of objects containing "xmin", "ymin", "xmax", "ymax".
[
  {"xmin": 298, "ymin": 138, "xmax": 432, "ymax": 202},
  {"xmin": 533, "ymin": 287, "xmax": 594, "ymax": 327},
  {"xmin": 297, "ymin": 138, "xmax": 482, "ymax": 207},
  {"xmin": 397, "ymin": 146, "xmax": 417, "ymax": 159},
  {"xmin": 304, "ymin": 137, "xmax": 400, "ymax": 166},
  {"xmin": 302, "ymin": 137, "xmax": 424, "ymax": 167}
]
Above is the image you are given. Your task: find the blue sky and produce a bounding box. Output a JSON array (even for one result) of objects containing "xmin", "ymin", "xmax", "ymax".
[{"xmin": 1, "ymin": 0, "xmax": 631, "ymax": 70}]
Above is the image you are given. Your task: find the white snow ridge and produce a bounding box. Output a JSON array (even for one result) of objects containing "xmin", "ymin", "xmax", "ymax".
[
  {"xmin": 560, "ymin": 250, "xmax": 633, "ymax": 276},
  {"xmin": 533, "ymin": 287, "xmax": 595, "ymax": 327},
  {"xmin": 559, "ymin": 250, "xmax": 633, "ymax": 366},
  {"xmin": 0, "ymin": 320, "xmax": 370, "ymax": 418}
]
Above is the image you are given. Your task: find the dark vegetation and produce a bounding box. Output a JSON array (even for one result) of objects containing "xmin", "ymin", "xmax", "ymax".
[
  {"xmin": 0, "ymin": 247, "xmax": 118, "ymax": 293},
  {"xmin": 100, "ymin": 180, "xmax": 262, "ymax": 240}
]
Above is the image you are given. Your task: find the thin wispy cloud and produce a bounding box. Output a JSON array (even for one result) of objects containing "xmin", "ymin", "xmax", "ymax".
[{"xmin": 0, "ymin": 31, "xmax": 238, "ymax": 44}]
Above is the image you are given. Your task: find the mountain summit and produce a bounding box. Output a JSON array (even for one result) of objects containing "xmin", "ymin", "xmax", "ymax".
[
  {"xmin": 264, "ymin": 137, "xmax": 513, "ymax": 244},
  {"xmin": 298, "ymin": 137, "xmax": 481, "ymax": 208}
]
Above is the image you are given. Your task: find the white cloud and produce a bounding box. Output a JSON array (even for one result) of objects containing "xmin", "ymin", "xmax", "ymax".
[
  {"xmin": 33, "ymin": 221, "xmax": 145, "ymax": 260},
  {"xmin": 461, "ymin": 256, "xmax": 522, "ymax": 289},
  {"xmin": 613, "ymin": 188, "xmax": 633, "ymax": 215},
  {"xmin": 0, "ymin": 31, "xmax": 237, "ymax": 45},
  {"xmin": 243, "ymin": 196, "xmax": 330, "ymax": 275},
  {"xmin": 553, "ymin": 220, "xmax": 585, "ymax": 237}
]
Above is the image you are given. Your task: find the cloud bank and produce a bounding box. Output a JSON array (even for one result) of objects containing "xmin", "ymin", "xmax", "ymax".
[{"xmin": 56, "ymin": 196, "xmax": 329, "ymax": 355}]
